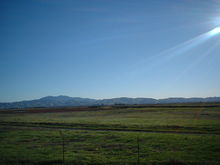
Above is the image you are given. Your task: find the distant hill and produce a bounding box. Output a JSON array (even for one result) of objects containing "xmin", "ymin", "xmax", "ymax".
[{"xmin": 0, "ymin": 96, "xmax": 220, "ymax": 109}]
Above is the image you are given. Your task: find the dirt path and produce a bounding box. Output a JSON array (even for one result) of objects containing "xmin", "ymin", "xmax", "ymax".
[{"xmin": 1, "ymin": 121, "xmax": 219, "ymax": 136}]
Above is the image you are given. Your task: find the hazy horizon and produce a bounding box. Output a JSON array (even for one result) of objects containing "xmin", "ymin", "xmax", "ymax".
[
  {"xmin": 1, "ymin": 94, "xmax": 220, "ymax": 103},
  {"xmin": 1, "ymin": 0, "xmax": 220, "ymax": 102}
]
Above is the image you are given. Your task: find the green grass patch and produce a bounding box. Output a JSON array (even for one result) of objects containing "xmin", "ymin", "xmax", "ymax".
[
  {"xmin": 0, "ymin": 105, "xmax": 220, "ymax": 164},
  {"xmin": 0, "ymin": 127, "xmax": 220, "ymax": 165}
]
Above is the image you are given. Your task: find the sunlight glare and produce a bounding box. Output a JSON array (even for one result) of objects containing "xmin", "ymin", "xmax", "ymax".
[{"xmin": 209, "ymin": 27, "xmax": 220, "ymax": 36}]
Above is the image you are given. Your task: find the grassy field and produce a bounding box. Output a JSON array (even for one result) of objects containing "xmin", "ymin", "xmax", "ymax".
[{"xmin": 0, "ymin": 103, "xmax": 220, "ymax": 164}]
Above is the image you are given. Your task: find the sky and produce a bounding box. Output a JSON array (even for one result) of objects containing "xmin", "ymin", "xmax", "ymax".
[{"xmin": 1, "ymin": 0, "xmax": 220, "ymax": 102}]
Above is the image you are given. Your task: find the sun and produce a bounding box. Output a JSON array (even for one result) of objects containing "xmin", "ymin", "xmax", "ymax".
[{"xmin": 209, "ymin": 27, "xmax": 220, "ymax": 36}]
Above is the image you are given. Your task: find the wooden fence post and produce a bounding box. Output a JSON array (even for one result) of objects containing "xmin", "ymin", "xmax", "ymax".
[
  {"xmin": 59, "ymin": 131, "xmax": 65, "ymax": 164},
  {"xmin": 137, "ymin": 136, "xmax": 140, "ymax": 165}
]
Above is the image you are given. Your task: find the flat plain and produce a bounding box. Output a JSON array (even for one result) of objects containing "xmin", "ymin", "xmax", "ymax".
[{"xmin": 0, "ymin": 103, "xmax": 220, "ymax": 165}]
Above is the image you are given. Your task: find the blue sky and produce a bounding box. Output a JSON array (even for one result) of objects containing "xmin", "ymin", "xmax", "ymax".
[{"xmin": 1, "ymin": 0, "xmax": 220, "ymax": 102}]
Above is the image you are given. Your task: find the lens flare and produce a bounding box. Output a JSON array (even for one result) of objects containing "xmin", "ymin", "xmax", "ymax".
[{"xmin": 209, "ymin": 27, "xmax": 220, "ymax": 36}]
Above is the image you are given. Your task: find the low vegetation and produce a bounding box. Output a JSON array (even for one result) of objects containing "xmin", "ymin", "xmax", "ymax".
[{"xmin": 0, "ymin": 103, "xmax": 220, "ymax": 164}]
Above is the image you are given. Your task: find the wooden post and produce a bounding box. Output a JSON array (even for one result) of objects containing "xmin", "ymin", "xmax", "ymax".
[
  {"xmin": 137, "ymin": 136, "xmax": 140, "ymax": 165},
  {"xmin": 59, "ymin": 131, "xmax": 65, "ymax": 164}
]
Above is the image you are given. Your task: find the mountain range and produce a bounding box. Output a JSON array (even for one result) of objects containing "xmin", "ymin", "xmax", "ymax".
[{"xmin": 0, "ymin": 96, "xmax": 220, "ymax": 109}]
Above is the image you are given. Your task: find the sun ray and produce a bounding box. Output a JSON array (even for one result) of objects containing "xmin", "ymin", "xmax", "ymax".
[
  {"xmin": 174, "ymin": 40, "xmax": 220, "ymax": 82},
  {"xmin": 132, "ymin": 27, "xmax": 220, "ymax": 71}
]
